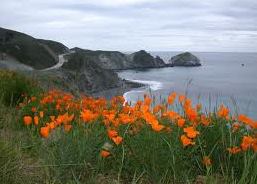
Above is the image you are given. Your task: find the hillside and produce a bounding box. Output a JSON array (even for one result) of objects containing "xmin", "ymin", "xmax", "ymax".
[
  {"xmin": 71, "ymin": 47, "xmax": 166, "ymax": 70},
  {"xmin": 0, "ymin": 27, "xmax": 64, "ymax": 69},
  {"xmin": 0, "ymin": 27, "xmax": 167, "ymax": 71},
  {"xmin": 37, "ymin": 39, "xmax": 69, "ymax": 55},
  {"xmin": 32, "ymin": 50, "xmax": 142, "ymax": 97}
]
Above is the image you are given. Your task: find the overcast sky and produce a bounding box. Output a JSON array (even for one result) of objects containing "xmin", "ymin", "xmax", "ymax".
[{"xmin": 1, "ymin": 0, "xmax": 257, "ymax": 52}]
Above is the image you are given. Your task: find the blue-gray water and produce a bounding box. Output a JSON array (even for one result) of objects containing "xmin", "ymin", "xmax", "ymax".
[{"xmin": 118, "ymin": 52, "xmax": 257, "ymax": 119}]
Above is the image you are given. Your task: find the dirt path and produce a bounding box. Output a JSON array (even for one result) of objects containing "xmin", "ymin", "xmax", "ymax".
[
  {"xmin": 42, "ymin": 54, "xmax": 67, "ymax": 71},
  {"xmin": 42, "ymin": 51, "xmax": 73, "ymax": 71}
]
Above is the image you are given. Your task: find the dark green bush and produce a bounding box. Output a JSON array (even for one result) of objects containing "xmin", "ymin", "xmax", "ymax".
[{"xmin": 0, "ymin": 70, "xmax": 41, "ymax": 106}]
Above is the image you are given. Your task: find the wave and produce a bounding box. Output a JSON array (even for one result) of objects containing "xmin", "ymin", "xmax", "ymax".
[
  {"xmin": 127, "ymin": 79, "xmax": 163, "ymax": 91},
  {"xmin": 123, "ymin": 79, "xmax": 163, "ymax": 103}
]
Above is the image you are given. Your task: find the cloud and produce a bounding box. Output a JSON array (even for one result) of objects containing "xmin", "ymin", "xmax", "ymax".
[{"xmin": 0, "ymin": 0, "xmax": 257, "ymax": 52}]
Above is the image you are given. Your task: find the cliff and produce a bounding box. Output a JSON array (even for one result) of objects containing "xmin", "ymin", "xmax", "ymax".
[
  {"xmin": 71, "ymin": 48, "xmax": 166, "ymax": 70},
  {"xmin": 61, "ymin": 51, "xmax": 121, "ymax": 93}
]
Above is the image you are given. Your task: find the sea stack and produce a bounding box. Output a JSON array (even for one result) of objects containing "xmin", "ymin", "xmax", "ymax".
[{"xmin": 168, "ymin": 52, "xmax": 201, "ymax": 67}]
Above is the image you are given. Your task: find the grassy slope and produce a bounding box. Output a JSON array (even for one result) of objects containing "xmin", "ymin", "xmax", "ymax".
[
  {"xmin": 37, "ymin": 39, "xmax": 69, "ymax": 55},
  {"xmin": 0, "ymin": 27, "xmax": 60, "ymax": 69},
  {"xmin": 1, "ymin": 69, "xmax": 257, "ymax": 184}
]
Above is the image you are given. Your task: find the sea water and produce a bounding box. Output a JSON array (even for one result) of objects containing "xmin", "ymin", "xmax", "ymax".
[{"xmin": 118, "ymin": 52, "xmax": 257, "ymax": 119}]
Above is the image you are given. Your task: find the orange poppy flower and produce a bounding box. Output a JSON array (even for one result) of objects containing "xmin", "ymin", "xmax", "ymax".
[
  {"xmin": 40, "ymin": 126, "xmax": 50, "ymax": 138},
  {"xmin": 184, "ymin": 98, "xmax": 192, "ymax": 109},
  {"xmin": 31, "ymin": 96, "xmax": 37, "ymax": 102},
  {"xmin": 80, "ymin": 109, "xmax": 98, "ymax": 122},
  {"xmin": 201, "ymin": 115, "xmax": 210, "ymax": 126},
  {"xmin": 119, "ymin": 114, "xmax": 135, "ymax": 124},
  {"xmin": 107, "ymin": 129, "xmax": 118, "ymax": 139},
  {"xmin": 178, "ymin": 95, "xmax": 186, "ymax": 103},
  {"xmin": 227, "ymin": 146, "xmax": 241, "ymax": 154},
  {"xmin": 180, "ymin": 135, "xmax": 195, "ymax": 147},
  {"xmin": 153, "ymin": 105, "xmax": 162, "ymax": 114},
  {"xmin": 217, "ymin": 105, "xmax": 229, "ymax": 119},
  {"xmin": 164, "ymin": 111, "xmax": 180, "ymax": 121},
  {"xmin": 167, "ymin": 92, "xmax": 176, "ymax": 105},
  {"xmin": 100, "ymin": 150, "xmax": 111, "ymax": 158},
  {"xmin": 39, "ymin": 111, "xmax": 44, "ymax": 118},
  {"xmin": 31, "ymin": 107, "xmax": 37, "ymax": 113},
  {"xmin": 112, "ymin": 136, "xmax": 123, "ymax": 145},
  {"xmin": 202, "ymin": 156, "xmax": 211, "ymax": 166},
  {"xmin": 23, "ymin": 116, "xmax": 32, "ymax": 125},
  {"xmin": 177, "ymin": 118, "xmax": 185, "ymax": 127},
  {"xmin": 238, "ymin": 114, "xmax": 257, "ymax": 129},
  {"xmin": 144, "ymin": 96, "xmax": 152, "ymax": 106},
  {"xmin": 142, "ymin": 105, "xmax": 150, "ymax": 113},
  {"xmin": 49, "ymin": 122, "xmax": 56, "ymax": 129},
  {"xmin": 183, "ymin": 126, "xmax": 199, "ymax": 139},
  {"xmin": 34, "ymin": 116, "xmax": 39, "ymax": 126},
  {"xmin": 241, "ymin": 136, "xmax": 254, "ymax": 151},
  {"xmin": 151, "ymin": 123, "xmax": 165, "ymax": 132},
  {"xmin": 185, "ymin": 107, "xmax": 198, "ymax": 122}
]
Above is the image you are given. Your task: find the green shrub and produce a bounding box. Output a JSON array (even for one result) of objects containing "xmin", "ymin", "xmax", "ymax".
[{"xmin": 0, "ymin": 70, "xmax": 41, "ymax": 106}]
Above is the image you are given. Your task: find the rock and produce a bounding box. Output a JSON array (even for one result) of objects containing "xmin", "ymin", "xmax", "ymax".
[
  {"xmin": 168, "ymin": 52, "xmax": 201, "ymax": 67},
  {"xmin": 127, "ymin": 50, "xmax": 166, "ymax": 69}
]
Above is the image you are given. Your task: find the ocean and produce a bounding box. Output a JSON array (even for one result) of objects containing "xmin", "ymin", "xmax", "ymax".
[{"xmin": 118, "ymin": 52, "xmax": 257, "ymax": 119}]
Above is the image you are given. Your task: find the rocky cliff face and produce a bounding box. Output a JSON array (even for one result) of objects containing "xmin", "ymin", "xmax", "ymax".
[
  {"xmin": 61, "ymin": 51, "xmax": 121, "ymax": 93},
  {"xmin": 168, "ymin": 52, "xmax": 201, "ymax": 67},
  {"xmin": 71, "ymin": 48, "xmax": 166, "ymax": 70}
]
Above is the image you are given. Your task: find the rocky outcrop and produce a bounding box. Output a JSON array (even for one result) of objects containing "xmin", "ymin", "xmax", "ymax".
[
  {"xmin": 61, "ymin": 51, "xmax": 121, "ymax": 93},
  {"xmin": 168, "ymin": 52, "xmax": 201, "ymax": 67},
  {"xmin": 155, "ymin": 56, "xmax": 166, "ymax": 67},
  {"xmin": 71, "ymin": 48, "xmax": 166, "ymax": 70},
  {"xmin": 126, "ymin": 50, "xmax": 166, "ymax": 69}
]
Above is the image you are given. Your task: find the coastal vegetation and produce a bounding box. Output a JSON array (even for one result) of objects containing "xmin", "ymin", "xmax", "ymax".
[{"xmin": 1, "ymin": 70, "xmax": 256, "ymax": 184}]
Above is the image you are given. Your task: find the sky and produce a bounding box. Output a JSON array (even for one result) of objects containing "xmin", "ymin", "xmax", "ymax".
[{"xmin": 1, "ymin": 0, "xmax": 257, "ymax": 52}]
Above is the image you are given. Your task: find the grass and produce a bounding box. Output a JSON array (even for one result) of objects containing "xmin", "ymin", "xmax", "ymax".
[
  {"xmin": 0, "ymin": 70, "xmax": 42, "ymax": 106},
  {"xmin": 0, "ymin": 70, "xmax": 257, "ymax": 184}
]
